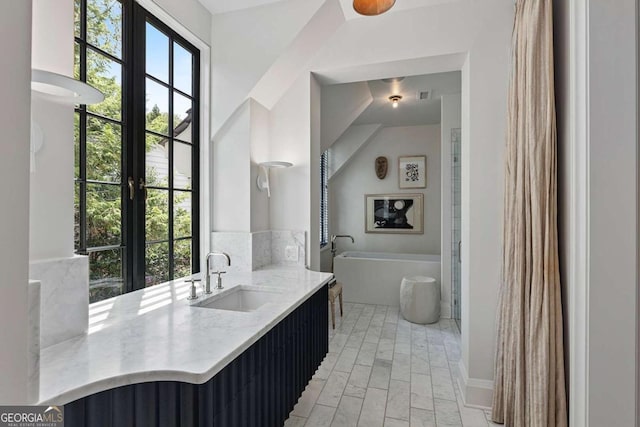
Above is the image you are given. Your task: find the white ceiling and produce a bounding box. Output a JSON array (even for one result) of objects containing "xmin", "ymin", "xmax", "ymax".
[
  {"xmin": 338, "ymin": 0, "xmax": 459, "ymax": 20},
  {"xmin": 198, "ymin": 0, "xmax": 285, "ymax": 14},
  {"xmin": 351, "ymin": 71, "xmax": 461, "ymax": 127},
  {"xmin": 199, "ymin": 0, "xmax": 458, "ymax": 16}
]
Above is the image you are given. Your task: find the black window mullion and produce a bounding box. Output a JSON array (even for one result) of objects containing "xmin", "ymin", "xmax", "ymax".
[
  {"xmin": 130, "ymin": 0, "xmax": 146, "ymax": 291},
  {"xmin": 191, "ymin": 49, "xmax": 200, "ymax": 273},
  {"xmin": 168, "ymin": 36, "xmax": 175, "ymax": 281},
  {"xmin": 78, "ymin": 0, "xmax": 88, "ymax": 255}
]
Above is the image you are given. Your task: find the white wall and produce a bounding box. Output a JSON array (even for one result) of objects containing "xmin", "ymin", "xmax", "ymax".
[
  {"xmin": 269, "ymin": 74, "xmax": 312, "ymax": 236},
  {"xmin": 0, "ymin": 0, "xmax": 31, "ymax": 404},
  {"xmin": 211, "ymin": 0, "xmax": 325, "ymax": 134},
  {"xmin": 328, "ymin": 124, "xmax": 382, "ymax": 178},
  {"xmin": 29, "ymin": 0, "xmax": 75, "ymax": 261},
  {"xmin": 320, "ymin": 81, "xmax": 373, "ymax": 151},
  {"xmin": 586, "ymin": 0, "xmax": 637, "ymax": 424},
  {"xmin": 213, "ymin": 102, "xmax": 251, "ymax": 231},
  {"xmin": 330, "ymin": 125, "xmax": 441, "ymax": 255},
  {"xmin": 149, "ymin": 0, "xmax": 212, "ymax": 44},
  {"xmin": 250, "ymin": 99, "xmax": 271, "ymax": 231}
]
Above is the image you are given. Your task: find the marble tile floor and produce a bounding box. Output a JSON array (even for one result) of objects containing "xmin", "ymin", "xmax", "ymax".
[{"xmin": 285, "ymin": 302, "xmax": 501, "ymax": 427}]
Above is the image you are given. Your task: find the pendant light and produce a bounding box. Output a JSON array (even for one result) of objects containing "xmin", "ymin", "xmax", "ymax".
[{"xmin": 353, "ymin": 0, "xmax": 396, "ymax": 16}]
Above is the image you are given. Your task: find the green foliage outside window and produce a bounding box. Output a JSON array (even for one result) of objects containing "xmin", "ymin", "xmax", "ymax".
[{"xmin": 75, "ymin": 0, "xmax": 194, "ymax": 302}]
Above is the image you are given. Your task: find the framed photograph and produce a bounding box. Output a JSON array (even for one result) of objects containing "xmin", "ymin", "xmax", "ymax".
[
  {"xmin": 398, "ymin": 155, "xmax": 427, "ymax": 189},
  {"xmin": 365, "ymin": 194, "xmax": 424, "ymax": 234}
]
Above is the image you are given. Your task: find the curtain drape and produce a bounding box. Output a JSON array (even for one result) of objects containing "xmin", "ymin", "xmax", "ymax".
[{"xmin": 491, "ymin": 0, "xmax": 567, "ymax": 426}]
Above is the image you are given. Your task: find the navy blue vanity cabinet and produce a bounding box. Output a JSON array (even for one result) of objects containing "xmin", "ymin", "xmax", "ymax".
[{"xmin": 64, "ymin": 284, "xmax": 329, "ymax": 427}]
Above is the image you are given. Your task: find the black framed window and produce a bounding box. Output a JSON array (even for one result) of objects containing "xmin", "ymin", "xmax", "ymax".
[
  {"xmin": 320, "ymin": 151, "xmax": 329, "ymax": 248},
  {"xmin": 74, "ymin": 0, "xmax": 200, "ymax": 303}
]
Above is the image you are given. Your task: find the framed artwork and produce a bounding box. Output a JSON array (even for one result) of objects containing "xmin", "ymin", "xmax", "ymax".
[
  {"xmin": 398, "ymin": 155, "xmax": 427, "ymax": 189},
  {"xmin": 365, "ymin": 193, "xmax": 424, "ymax": 234}
]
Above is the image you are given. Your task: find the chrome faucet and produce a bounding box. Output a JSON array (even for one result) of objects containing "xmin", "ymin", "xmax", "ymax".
[
  {"xmin": 205, "ymin": 252, "xmax": 231, "ymax": 293},
  {"xmin": 331, "ymin": 235, "xmax": 355, "ymax": 258}
]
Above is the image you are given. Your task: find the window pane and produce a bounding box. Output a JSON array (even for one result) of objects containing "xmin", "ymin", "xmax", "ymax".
[
  {"xmin": 74, "ymin": 113, "xmax": 80, "ymax": 179},
  {"xmin": 146, "ymin": 78, "xmax": 169, "ymax": 135},
  {"xmin": 87, "ymin": 48, "xmax": 122, "ymax": 121},
  {"xmin": 173, "ymin": 42, "xmax": 192, "ymax": 95},
  {"xmin": 174, "ymin": 239, "xmax": 192, "ymax": 279},
  {"xmin": 89, "ymin": 248, "xmax": 124, "ymax": 303},
  {"xmin": 173, "ymin": 141, "xmax": 191, "ymax": 189},
  {"xmin": 173, "ymin": 92, "xmax": 192, "ymax": 140},
  {"xmin": 145, "ymin": 133, "xmax": 168, "ymax": 187},
  {"xmin": 174, "ymin": 191, "xmax": 191, "ymax": 238},
  {"xmin": 87, "ymin": 117, "xmax": 121, "ymax": 183},
  {"xmin": 74, "ymin": 0, "xmax": 81, "ymax": 38},
  {"xmin": 74, "ymin": 42, "xmax": 81, "ymax": 81},
  {"xmin": 87, "ymin": 0, "xmax": 122, "ymax": 58},
  {"xmin": 146, "ymin": 189, "xmax": 169, "ymax": 242},
  {"xmin": 146, "ymin": 22, "xmax": 169, "ymax": 83},
  {"xmin": 146, "ymin": 242, "xmax": 169, "ymax": 286},
  {"xmin": 86, "ymin": 183, "xmax": 121, "ymax": 247},
  {"xmin": 74, "ymin": 183, "xmax": 81, "ymax": 251}
]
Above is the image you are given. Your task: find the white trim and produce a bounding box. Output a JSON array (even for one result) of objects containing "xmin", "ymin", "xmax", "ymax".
[
  {"xmin": 637, "ymin": 1, "xmax": 640, "ymax": 424},
  {"xmin": 568, "ymin": 0, "xmax": 589, "ymax": 425},
  {"xmin": 456, "ymin": 359, "xmax": 494, "ymax": 410},
  {"xmin": 135, "ymin": 0, "xmax": 212, "ymax": 275}
]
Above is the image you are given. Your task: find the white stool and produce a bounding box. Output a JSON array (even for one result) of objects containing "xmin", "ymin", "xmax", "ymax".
[{"xmin": 400, "ymin": 276, "xmax": 440, "ymax": 324}]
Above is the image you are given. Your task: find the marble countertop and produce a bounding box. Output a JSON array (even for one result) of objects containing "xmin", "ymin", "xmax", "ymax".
[{"xmin": 38, "ymin": 265, "xmax": 333, "ymax": 405}]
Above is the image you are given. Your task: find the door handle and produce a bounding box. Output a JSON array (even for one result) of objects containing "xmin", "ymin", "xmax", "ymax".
[
  {"xmin": 139, "ymin": 178, "xmax": 147, "ymax": 201},
  {"xmin": 128, "ymin": 177, "xmax": 135, "ymax": 200}
]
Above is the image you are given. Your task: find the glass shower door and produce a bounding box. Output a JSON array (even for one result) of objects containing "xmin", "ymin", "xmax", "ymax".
[{"xmin": 451, "ymin": 128, "xmax": 462, "ymax": 329}]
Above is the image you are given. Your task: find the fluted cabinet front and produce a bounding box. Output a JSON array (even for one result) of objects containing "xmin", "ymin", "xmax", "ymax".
[{"xmin": 65, "ymin": 284, "xmax": 329, "ymax": 427}]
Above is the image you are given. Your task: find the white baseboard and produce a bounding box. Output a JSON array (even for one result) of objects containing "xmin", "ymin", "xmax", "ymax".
[{"xmin": 456, "ymin": 360, "xmax": 494, "ymax": 410}]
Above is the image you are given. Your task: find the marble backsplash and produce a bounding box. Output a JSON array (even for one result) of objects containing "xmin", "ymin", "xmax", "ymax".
[
  {"xmin": 29, "ymin": 255, "xmax": 89, "ymax": 349},
  {"xmin": 252, "ymin": 231, "xmax": 272, "ymax": 270},
  {"xmin": 271, "ymin": 230, "xmax": 306, "ymax": 266},
  {"xmin": 211, "ymin": 230, "xmax": 306, "ymax": 272}
]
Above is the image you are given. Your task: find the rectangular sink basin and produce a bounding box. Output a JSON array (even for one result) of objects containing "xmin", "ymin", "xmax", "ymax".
[{"xmin": 194, "ymin": 286, "xmax": 283, "ymax": 312}]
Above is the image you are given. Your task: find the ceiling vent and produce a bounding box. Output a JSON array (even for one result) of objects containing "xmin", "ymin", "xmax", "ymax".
[{"xmin": 416, "ymin": 90, "xmax": 431, "ymax": 100}]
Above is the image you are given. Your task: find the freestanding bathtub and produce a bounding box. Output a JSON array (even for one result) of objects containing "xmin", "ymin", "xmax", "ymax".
[{"xmin": 333, "ymin": 251, "xmax": 441, "ymax": 307}]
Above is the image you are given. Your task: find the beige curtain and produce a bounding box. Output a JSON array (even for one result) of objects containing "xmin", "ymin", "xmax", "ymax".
[{"xmin": 491, "ymin": 0, "xmax": 567, "ymax": 426}]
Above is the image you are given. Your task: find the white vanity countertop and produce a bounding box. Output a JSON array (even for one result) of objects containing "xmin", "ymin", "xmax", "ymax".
[{"xmin": 38, "ymin": 265, "xmax": 333, "ymax": 405}]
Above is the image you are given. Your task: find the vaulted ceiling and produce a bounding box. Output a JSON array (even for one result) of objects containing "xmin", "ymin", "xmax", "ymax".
[{"xmin": 199, "ymin": 0, "xmax": 459, "ymax": 17}]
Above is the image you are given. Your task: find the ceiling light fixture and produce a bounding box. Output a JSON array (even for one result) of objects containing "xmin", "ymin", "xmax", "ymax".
[
  {"xmin": 389, "ymin": 95, "xmax": 402, "ymax": 108},
  {"xmin": 353, "ymin": 0, "xmax": 396, "ymax": 16}
]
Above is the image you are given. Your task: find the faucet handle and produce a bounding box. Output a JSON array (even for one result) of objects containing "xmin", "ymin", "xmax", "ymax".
[
  {"xmin": 186, "ymin": 278, "xmax": 201, "ymax": 300},
  {"xmin": 214, "ymin": 271, "xmax": 226, "ymax": 290}
]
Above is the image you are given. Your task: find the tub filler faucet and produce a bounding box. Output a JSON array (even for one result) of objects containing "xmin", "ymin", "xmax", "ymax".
[
  {"xmin": 205, "ymin": 252, "xmax": 231, "ymax": 294},
  {"xmin": 331, "ymin": 235, "xmax": 355, "ymax": 258}
]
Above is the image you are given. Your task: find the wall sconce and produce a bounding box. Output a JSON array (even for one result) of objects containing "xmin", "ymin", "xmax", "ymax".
[
  {"xmin": 257, "ymin": 161, "xmax": 293, "ymax": 198},
  {"xmin": 29, "ymin": 70, "xmax": 104, "ymax": 173},
  {"xmin": 31, "ymin": 69, "xmax": 104, "ymax": 105},
  {"xmin": 389, "ymin": 95, "xmax": 402, "ymax": 108}
]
